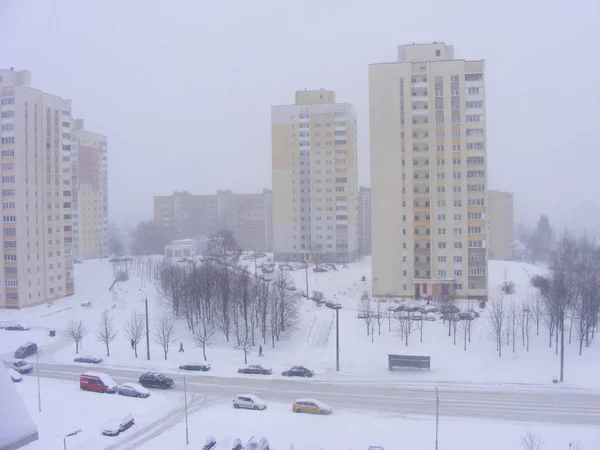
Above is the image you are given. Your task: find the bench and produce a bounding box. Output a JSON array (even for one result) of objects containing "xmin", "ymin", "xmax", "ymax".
[{"xmin": 388, "ymin": 354, "xmax": 430, "ymax": 370}]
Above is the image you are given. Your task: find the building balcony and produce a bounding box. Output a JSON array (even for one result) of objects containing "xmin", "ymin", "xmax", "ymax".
[
  {"xmin": 411, "ymin": 96, "xmax": 428, "ymax": 103},
  {"xmin": 412, "ymin": 81, "xmax": 428, "ymax": 89},
  {"xmin": 412, "ymin": 109, "xmax": 429, "ymax": 117}
]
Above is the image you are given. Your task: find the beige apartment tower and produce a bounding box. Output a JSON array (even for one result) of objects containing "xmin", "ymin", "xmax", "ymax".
[
  {"xmin": 370, "ymin": 43, "xmax": 488, "ymax": 301},
  {"xmin": 272, "ymin": 90, "xmax": 358, "ymax": 262},
  {"xmin": 71, "ymin": 119, "xmax": 108, "ymax": 260},
  {"xmin": 488, "ymin": 190, "xmax": 514, "ymax": 261},
  {"xmin": 0, "ymin": 69, "xmax": 75, "ymax": 308}
]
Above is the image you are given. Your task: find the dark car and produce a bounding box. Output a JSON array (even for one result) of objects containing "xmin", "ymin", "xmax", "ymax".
[
  {"xmin": 74, "ymin": 355, "xmax": 103, "ymax": 364},
  {"xmin": 282, "ymin": 366, "xmax": 314, "ymax": 378},
  {"xmin": 4, "ymin": 324, "xmax": 30, "ymax": 331},
  {"xmin": 14, "ymin": 342, "xmax": 37, "ymax": 359},
  {"xmin": 117, "ymin": 383, "xmax": 150, "ymax": 398},
  {"xmin": 179, "ymin": 363, "xmax": 211, "ymax": 372},
  {"xmin": 12, "ymin": 360, "xmax": 33, "ymax": 374},
  {"xmin": 138, "ymin": 372, "xmax": 174, "ymax": 389},
  {"xmin": 238, "ymin": 364, "xmax": 272, "ymax": 375},
  {"xmin": 325, "ymin": 301, "xmax": 342, "ymax": 310}
]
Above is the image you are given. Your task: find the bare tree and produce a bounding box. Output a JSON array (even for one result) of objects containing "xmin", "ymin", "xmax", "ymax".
[
  {"xmin": 459, "ymin": 318, "xmax": 473, "ymax": 351},
  {"xmin": 65, "ymin": 319, "xmax": 87, "ymax": 354},
  {"xmin": 359, "ymin": 291, "xmax": 373, "ymax": 336},
  {"xmin": 153, "ymin": 314, "xmax": 177, "ymax": 360},
  {"xmin": 488, "ymin": 297, "xmax": 506, "ymax": 357},
  {"xmin": 96, "ymin": 309, "xmax": 118, "ymax": 356},
  {"xmin": 518, "ymin": 301, "xmax": 533, "ymax": 352},
  {"xmin": 529, "ymin": 294, "xmax": 543, "ymax": 336},
  {"xmin": 395, "ymin": 313, "xmax": 414, "ymax": 347},
  {"xmin": 521, "ymin": 430, "xmax": 543, "ymax": 450},
  {"xmin": 194, "ymin": 318, "xmax": 216, "ymax": 361},
  {"xmin": 416, "ymin": 315, "xmax": 425, "ymax": 343},
  {"xmin": 375, "ymin": 299, "xmax": 384, "ymax": 335},
  {"xmin": 125, "ymin": 311, "xmax": 145, "ymax": 358},
  {"xmin": 508, "ymin": 302, "xmax": 519, "ymax": 353}
]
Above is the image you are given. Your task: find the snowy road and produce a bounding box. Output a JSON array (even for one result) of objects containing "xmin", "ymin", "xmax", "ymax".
[{"xmin": 30, "ymin": 362, "xmax": 600, "ymax": 427}]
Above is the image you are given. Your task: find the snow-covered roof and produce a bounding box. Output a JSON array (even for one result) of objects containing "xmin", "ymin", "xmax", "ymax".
[
  {"xmin": 81, "ymin": 372, "xmax": 117, "ymax": 387},
  {"xmin": 0, "ymin": 363, "xmax": 38, "ymax": 449}
]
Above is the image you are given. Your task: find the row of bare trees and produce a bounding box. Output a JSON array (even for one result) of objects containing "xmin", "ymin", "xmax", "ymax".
[
  {"xmin": 530, "ymin": 233, "xmax": 600, "ymax": 381},
  {"xmin": 156, "ymin": 259, "xmax": 300, "ymax": 363},
  {"xmin": 65, "ymin": 310, "xmax": 176, "ymax": 360}
]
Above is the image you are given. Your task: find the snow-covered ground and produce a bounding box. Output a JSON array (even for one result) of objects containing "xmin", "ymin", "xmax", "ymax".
[
  {"xmin": 2, "ymin": 255, "xmax": 598, "ymax": 388},
  {"xmin": 2, "ymin": 254, "xmax": 600, "ymax": 449},
  {"xmin": 12, "ymin": 377, "xmax": 176, "ymax": 450},
  {"xmin": 99, "ymin": 400, "xmax": 600, "ymax": 450}
]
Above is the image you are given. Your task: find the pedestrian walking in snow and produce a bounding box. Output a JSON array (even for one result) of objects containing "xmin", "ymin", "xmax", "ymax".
[
  {"xmin": 179, "ymin": 342, "xmax": 184, "ymax": 352},
  {"xmin": 259, "ymin": 345, "xmax": 263, "ymax": 357}
]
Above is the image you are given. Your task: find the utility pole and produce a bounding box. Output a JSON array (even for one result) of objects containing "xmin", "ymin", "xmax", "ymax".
[
  {"xmin": 435, "ymin": 387, "xmax": 440, "ymax": 450},
  {"xmin": 139, "ymin": 288, "xmax": 150, "ymax": 360},
  {"xmin": 253, "ymin": 248, "xmax": 257, "ymax": 278},
  {"xmin": 184, "ymin": 376, "xmax": 189, "ymax": 445},
  {"xmin": 36, "ymin": 349, "xmax": 41, "ymax": 412},
  {"xmin": 304, "ymin": 253, "xmax": 309, "ymax": 299},
  {"xmin": 336, "ymin": 308, "xmax": 340, "ymax": 372}
]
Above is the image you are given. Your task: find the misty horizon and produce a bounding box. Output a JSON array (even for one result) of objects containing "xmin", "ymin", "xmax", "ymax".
[{"xmin": 2, "ymin": 0, "xmax": 599, "ymax": 233}]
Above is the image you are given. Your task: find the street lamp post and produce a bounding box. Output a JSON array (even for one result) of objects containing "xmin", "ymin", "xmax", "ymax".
[
  {"xmin": 36, "ymin": 348, "xmax": 41, "ymax": 412},
  {"xmin": 139, "ymin": 288, "xmax": 150, "ymax": 360},
  {"xmin": 435, "ymin": 387, "xmax": 440, "ymax": 450}
]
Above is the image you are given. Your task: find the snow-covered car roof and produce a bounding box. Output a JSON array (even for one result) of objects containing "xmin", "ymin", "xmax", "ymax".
[
  {"xmin": 7, "ymin": 368, "xmax": 22, "ymax": 381},
  {"xmin": 13, "ymin": 360, "xmax": 31, "ymax": 366},
  {"xmin": 82, "ymin": 372, "xmax": 117, "ymax": 387},
  {"xmin": 295, "ymin": 398, "xmax": 331, "ymax": 408},
  {"xmin": 237, "ymin": 393, "xmax": 263, "ymax": 401},
  {"xmin": 102, "ymin": 419, "xmax": 121, "ymax": 432},
  {"xmin": 120, "ymin": 383, "xmax": 149, "ymax": 394}
]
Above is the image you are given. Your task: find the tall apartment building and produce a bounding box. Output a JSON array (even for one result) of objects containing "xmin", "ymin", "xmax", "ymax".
[
  {"xmin": 370, "ymin": 43, "xmax": 488, "ymax": 301},
  {"xmin": 0, "ymin": 69, "xmax": 75, "ymax": 308},
  {"xmin": 272, "ymin": 90, "xmax": 358, "ymax": 262},
  {"xmin": 357, "ymin": 186, "xmax": 372, "ymax": 256},
  {"xmin": 153, "ymin": 190, "xmax": 272, "ymax": 252},
  {"xmin": 70, "ymin": 119, "xmax": 108, "ymax": 260},
  {"xmin": 488, "ymin": 190, "xmax": 514, "ymax": 261}
]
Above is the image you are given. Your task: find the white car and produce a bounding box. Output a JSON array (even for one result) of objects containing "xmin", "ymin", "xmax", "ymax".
[
  {"xmin": 117, "ymin": 383, "xmax": 150, "ymax": 398},
  {"xmin": 243, "ymin": 436, "xmax": 269, "ymax": 450},
  {"xmin": 102, "ymin": 413, "xmax": 135, "ymax": 436},
  {"xmin": 7, "ymin": 368, "xmax": 22, "ymax": 382},
  {"xmin": 232, "ymin": 394, "xmax": 267, "ymax": 410}
]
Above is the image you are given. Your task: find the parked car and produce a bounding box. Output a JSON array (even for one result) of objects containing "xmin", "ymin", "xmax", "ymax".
[
  {"xmin": 368, "ymin": 447, "xmax": 385, "ymax": 450},
  {"xmin": 292, "ymin": 398, "xmax": 332, "ymax": 415},
  {"xmin": 243, "ymin": 436, "xmax": 270, "ymax": 450},
  {"xmin": 117, "ymin": 383, "xmax": 150, "ymax": 398},
  {"xmin": 312, "ymin": 266, "xmax": 328, "ymax": 273},
  {"xmin": 80, "ymin": 372, "xmax": 117, "ymax": 393},
  {"xmin": 231, "ymin": 438, "xmax": 243, "ymax": 450},
  {"xmin": 138, "ymin": 372, "xmax": 174, "ymax": 389},
  {"xmin": 12, "ymin": 360, "xmax": 33, "ymax": 374},
  {"xmin": 202, "ymin": 435, "xmax": 217, "ymax": 450},
  {"xmin": 232, "ymin": 394, "xmax": 267, "ymax": 410},
  {"xmin": 14, "ymin": 342, "xmax": 37, "ymax": 359},
  {"xmin": 74, "ymin": 355, "xmax": 103, "ymax": 364},
  {"xmin": 7, "ymin": 368, "xmax": 22, "ymax": 382},
  {"xmin": 179, "ymin": 362, "xmax": 211, "ymax": 372},
  {"xmin": 325, "ymin": 301, "xmax": 342, "ymax": 310},
  {"xmin": 4, "ymin": 324, "xmax": 30, "ymax": 331},
  {"xmin": 102, "ymin": 414, "xmax": 135, "ymax": 436},
  {"xmin": 238, "ymin": 364, "xmax": 272, "ymax": 375},
  {"xmin": 282, "ymin": 366, "xmax": 314, "ymax": 378},
  {"xmin": 458, "ymin": 311, "xmax": 476, "ymax": 320}
]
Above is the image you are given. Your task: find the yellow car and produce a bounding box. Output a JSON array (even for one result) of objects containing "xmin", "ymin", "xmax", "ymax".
[{"xmin": 292, "ymin": 398, "xmax": 332, "ymax": 415}]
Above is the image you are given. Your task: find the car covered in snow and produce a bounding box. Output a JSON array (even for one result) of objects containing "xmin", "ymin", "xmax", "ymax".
[
  {"xmin": 179, "ymin": 362, "xmax": 211, "ymax": 372},
  {"xmin": 325, "ymin": 301, "xmax": 342, "ymax": 310},
  {"xmin": 282, "ymin": 366, "xmax": 314, "ymax": 378},
  {"xmin": 14, "ymin": 342, "xmax": 37, "ymax": 359},
  {"xmin": 117, "ymin": 383, "xmax": 150, "ymax": 398},
  {"xmin": 243, "ymin": 435, "xmax": 270, "ymax": 450},
  {"xmin": 202, "ymin": 435, "xmax": 217, "ymax": 450},
  {"xmin": 7, "ymin": 368, "xmax": 22, "ymax": 382},
  {"xmin": 292, "ymin": 398, "xmax": 332, "ymax": 415},
  {"xmin": 232, "ymin": 394, "xmax": 267, "ymax": 410},
  {"xmin": 74, "ymin": 355, "xmax": 103, "ymax": 364},
  {"xmin": 237, "ymin": 364, "xmax": 272, "ymax": 375},
  {"xmin": 12, "ymin": 360, "xmax": 33, "ymax": 374},
  {"xmin": 102, "ymin": 414, "xmax": 135, "ymax": 436},
  {"xmin": 80, "ymin": 372, "xmax": 117, "ymax": 393},
  {"xmin": 3, "ymin": 324, "xmax": 30, "ymax": 331}
]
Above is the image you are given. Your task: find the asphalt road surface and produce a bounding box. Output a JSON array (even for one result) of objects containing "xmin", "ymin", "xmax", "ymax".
[{"xmin": 31, "ymin": 362, "xmax": 600, "ymax": 427}]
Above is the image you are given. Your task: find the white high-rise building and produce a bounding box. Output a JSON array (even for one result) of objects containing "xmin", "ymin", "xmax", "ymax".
[
  {"xmin": 0, "ymin": 69, "xmax": 75, "ymax": 308},
  {"xmin": 369, "ymin": 43, "xmax": 488, "ymax": 301},
  {"xmin": 272, "ymin": 90, "xmax": 359, "ymax": 262},
  {"xmin": 71, "ymin": 119, "xmax": 108, "ymax": 260}
]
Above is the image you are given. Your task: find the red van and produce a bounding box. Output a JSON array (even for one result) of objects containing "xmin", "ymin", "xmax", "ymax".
[{"xmin": 80, "ymin": 372, "xmax": 117, "ymax": 393}]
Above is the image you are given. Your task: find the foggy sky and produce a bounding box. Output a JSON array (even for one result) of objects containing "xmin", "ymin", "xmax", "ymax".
[{"xmin": 1, "ymin": 0, "xmax": 599, "ymax": 232}]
